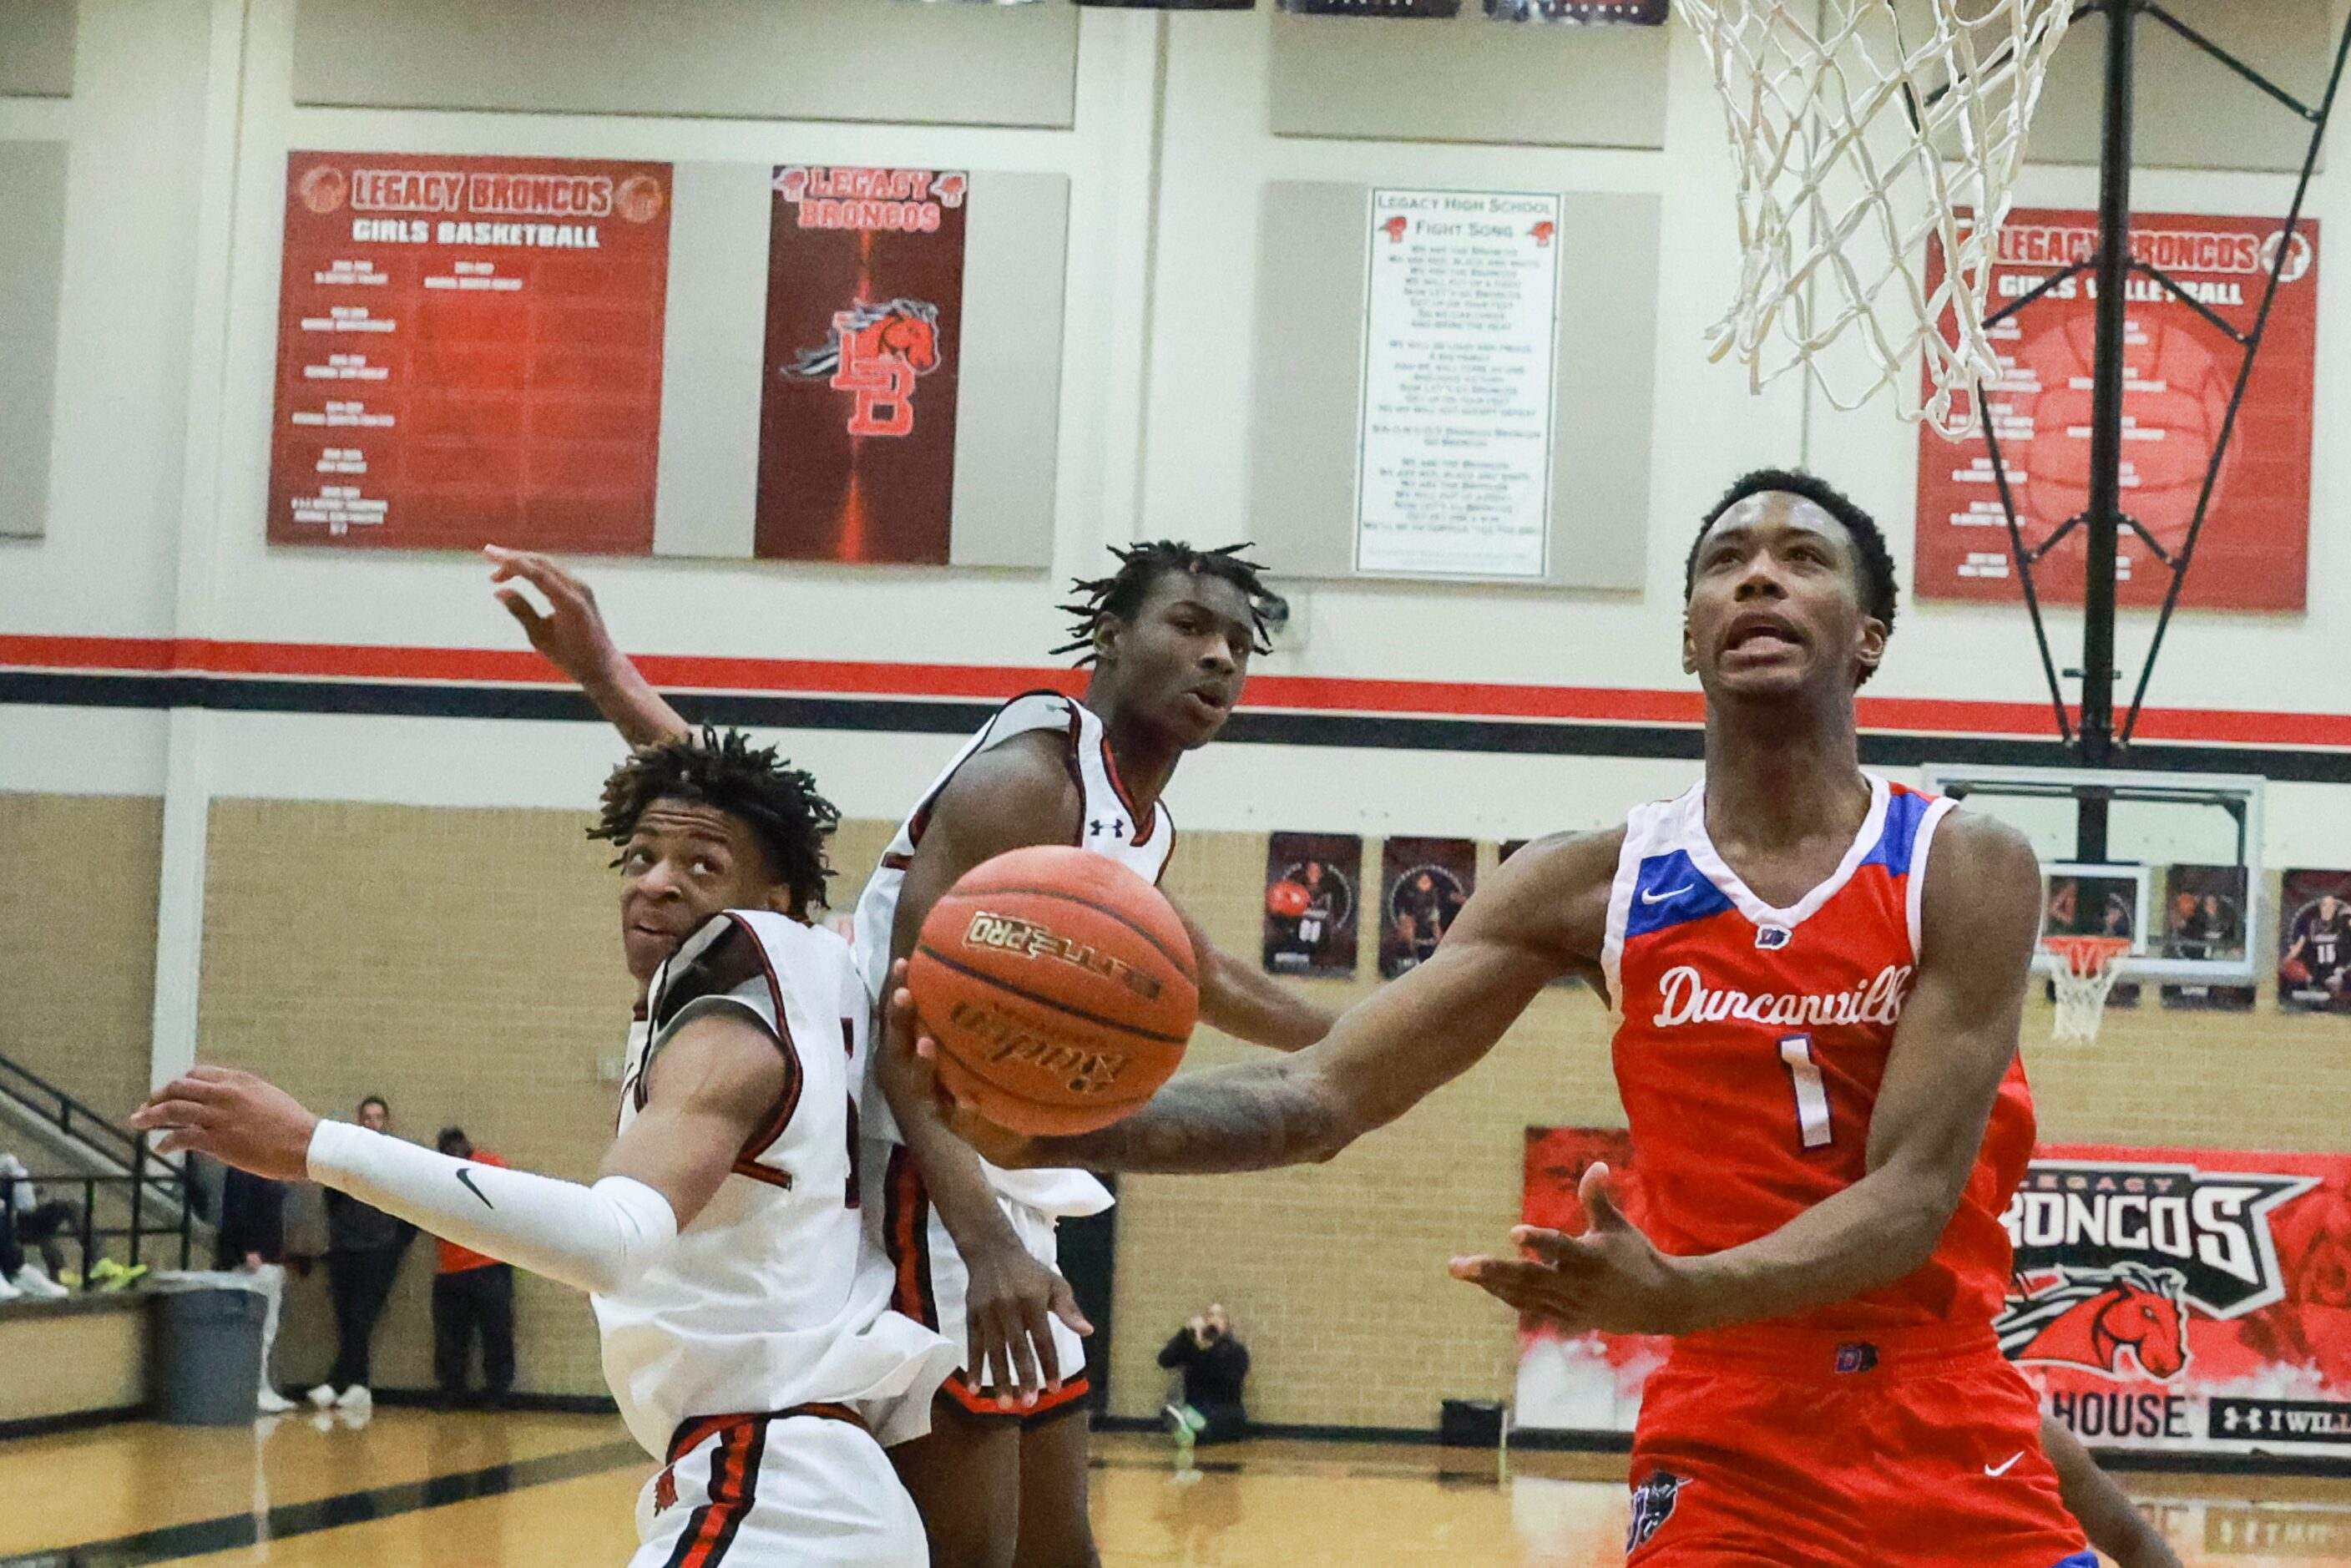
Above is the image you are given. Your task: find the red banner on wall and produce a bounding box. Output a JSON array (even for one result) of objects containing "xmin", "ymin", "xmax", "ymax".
[
  {"xmin": 267, "ymin": 153, "xmax": 673, "ymax": 554},
  {"xmin": 755, "ymin": 166, "xmax": 967, "ymax": 565},
  {"xmin": 1914, "ymin": 209, "xmax": 2318, "ymax": 612},
  {"xmin": 1516, "ymin": 1128, "xmax": 2351, "ymax": 1455}
]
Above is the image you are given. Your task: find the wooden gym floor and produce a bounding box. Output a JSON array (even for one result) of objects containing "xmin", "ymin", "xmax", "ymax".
[{"xmin": 2, "ymin": 1411, "xmax": 2348, "ymax": 1566}]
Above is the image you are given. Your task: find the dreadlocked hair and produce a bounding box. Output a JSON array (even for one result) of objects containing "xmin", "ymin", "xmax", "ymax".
[
  {"xmin": 1050, "ymin": 540, "xmax": 1276, "ymax": 665},
  {"xmin": 590, "ymin": 727, "xmax": 840, "ymax": 917}
]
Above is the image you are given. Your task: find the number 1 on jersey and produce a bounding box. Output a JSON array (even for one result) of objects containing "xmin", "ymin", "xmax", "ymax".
[{"xmin": 1778, "ymin": 1034, "xmax": 1833, "ymax": 1150}]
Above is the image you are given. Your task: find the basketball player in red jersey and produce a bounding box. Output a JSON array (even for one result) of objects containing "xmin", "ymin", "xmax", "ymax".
[
  {"xmin": 487, "ymin": 542, "xmax": 1333, "ymax": 1568},
  {"xmin": 910, "ymin": 474, "xmax": 2174, "ymax": 1567}
]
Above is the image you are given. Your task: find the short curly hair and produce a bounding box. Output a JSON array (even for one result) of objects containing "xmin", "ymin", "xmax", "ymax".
[
  {"xmin": 589, "ymin": 728, "xmax": 839, "ymax": 916},
  {"xmin": 1685, "ymin": 468, "xmax": 1900, "ymax": 640},
  {"xmin": 1051, "ymin": 541, "xmax": 1276, "ymax": 665}
]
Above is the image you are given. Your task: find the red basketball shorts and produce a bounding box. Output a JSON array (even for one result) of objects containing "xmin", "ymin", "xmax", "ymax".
[{"xmin": 1624, "ymin": 1325, "xmax": 2092, "ymax": 1568}]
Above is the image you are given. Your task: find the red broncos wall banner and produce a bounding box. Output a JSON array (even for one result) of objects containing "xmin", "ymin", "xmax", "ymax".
[
  {"xmin": 268, "ymin": 153, "xmax": 673, "ymax": 554},
  {"xmin": 1914, "ymin": 209, "xmax": 2318, "ymax": 612},
  {"xmin": 1516, "ymin": 1128, "xmax": 2351, "ymax": 1455},
  {"xmin": 755, "ymin": 166, "xmax": 968, "ymax": 565}
]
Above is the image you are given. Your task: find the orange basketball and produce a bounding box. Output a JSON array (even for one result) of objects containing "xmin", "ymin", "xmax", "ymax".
[
  {"xmin": 910, "ymin": 845, "xmax": 1198, "ymax": 1136},
  {"xmin": 1267, "ymin": 879, "xmax": 1310, "ymax": 918}
]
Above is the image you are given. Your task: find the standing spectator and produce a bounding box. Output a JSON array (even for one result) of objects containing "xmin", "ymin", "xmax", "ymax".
[
  {"xmin": 212, "ymin": 1159, "xmax": 296, "ymax": 1413},
  {"xmin": 1158, "ymin": 1302, "xmax": 1251, "ymax": 1449},
  {"xmin": 309, "ymin": 1095, "xmax": 414, "ymax": 1414},
  {"xmin": 431, "ymin": 1127, "xmax": 517, "ymax": 1409}
]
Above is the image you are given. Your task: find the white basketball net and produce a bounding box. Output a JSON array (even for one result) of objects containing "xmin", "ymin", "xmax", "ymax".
[
  {"xmin": 1676, "ymin": 0, "xmax": 2077, "ymax": 438},
  {"xmin": 2045, "ymin": 938, "xmax": 2130, "ymax": 1044}
]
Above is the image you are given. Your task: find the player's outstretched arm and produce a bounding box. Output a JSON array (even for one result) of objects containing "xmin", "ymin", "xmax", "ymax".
[
  {"xmin": 875, "ymin": 740, "xmax": 1096, "ymax": 1409},
  {"xmin": 1176, "ymin": 907, "xmax": 1335, "ymax": 1053},
  {"xmin": 132, "ymin": 1012, "xmax": 786, "ymax": 1297},
  {"xmin": 2040, "ymin": 1417, "xmax": 2181, "ymax": 1568},
  {"xmin": 485, "ymin": 546, "xmax": 690, "ymax": 747},
  {"xmin": 920, "ymin": 830, "xmax": 1610, "ymax": 1175}
]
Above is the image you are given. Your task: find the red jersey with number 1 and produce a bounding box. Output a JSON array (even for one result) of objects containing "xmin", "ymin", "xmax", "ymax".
[{"xmin": 1600, "ymin": 775, "xmax": 2038, "ymax": 1337}]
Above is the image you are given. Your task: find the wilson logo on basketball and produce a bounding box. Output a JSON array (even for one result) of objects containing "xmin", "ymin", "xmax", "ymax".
[
  {"xmin": 945, "ymin": 999, "xmax": 1130, "ymax": 1096},
  {"xmin": 961, "ymin": 912, "xmax": 1165, "ymax": 1002},
  {"xmin": 1651, "ymin": 963, "xmax": 1910, "ymax": 1029}
]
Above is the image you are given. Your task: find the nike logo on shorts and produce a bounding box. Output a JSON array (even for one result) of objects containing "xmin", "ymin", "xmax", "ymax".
[
  {"xmin": 456, "ymin": 1167, "xmax": 493, "ymax": 1209},
  {"xmin": 1984, "ymin": 1451, "xmax": 2023, "ymax": 1478}
]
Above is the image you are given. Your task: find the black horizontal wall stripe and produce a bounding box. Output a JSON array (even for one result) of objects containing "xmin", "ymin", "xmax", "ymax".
[{"xmin": 9, "ymin": 669, "xmax": 2351, "ymax": 782}]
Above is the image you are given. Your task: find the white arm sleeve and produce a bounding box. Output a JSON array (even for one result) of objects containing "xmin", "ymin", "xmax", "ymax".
[{"xmin": 306, "ymin": 1120, "xmax": 678, "ymax": 1297}]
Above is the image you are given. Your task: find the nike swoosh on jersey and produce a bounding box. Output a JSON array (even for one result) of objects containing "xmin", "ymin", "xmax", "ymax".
[
  {"xmin": 1984, "ymin": 1451, "xmax": 2023, "ymax": 1478},
  {"xmin": 1641, "ymin": 885, "xmax": 1696, "ymax": 904},
  {"xmin": 455, "ymin": 1167, "xmax": 493, "ymax": 1210}
]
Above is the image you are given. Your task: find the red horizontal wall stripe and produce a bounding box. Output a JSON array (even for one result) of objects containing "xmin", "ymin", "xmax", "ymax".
[{"xmin": 3, "ymin": 633, "xmax": 2348, "ymax": 751}]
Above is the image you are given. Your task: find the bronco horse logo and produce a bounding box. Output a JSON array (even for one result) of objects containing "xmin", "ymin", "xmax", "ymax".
[
  {"xmin": 781, "ymin": 298, "xmax": 942, "ymax": 438},
  {"xmin": 1995, "ymin": 1262, "xmax": 2192, "ymax": 1380}
]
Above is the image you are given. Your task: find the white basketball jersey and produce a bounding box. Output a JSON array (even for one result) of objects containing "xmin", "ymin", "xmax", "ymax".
[
  {"xmin": 593, "ymin": 910, "xmax": 954, "ymax": 1459},
  {"xmin": 852, "ymin": 690, "xmax": 1174, "ymax": 1218}
]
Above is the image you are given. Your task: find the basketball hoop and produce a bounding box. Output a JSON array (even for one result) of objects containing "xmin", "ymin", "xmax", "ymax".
[
  {"xmin": 2043, "ymin": 934, "xmax": 2131, "ymax": 1044},
  {"xmin": 1676, "ymin": 0, "xmax": 2077, "ymax": 437}
]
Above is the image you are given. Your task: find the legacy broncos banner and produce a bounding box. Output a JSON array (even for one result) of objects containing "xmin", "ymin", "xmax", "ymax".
[{"xmin": 1516, "ymin": 1130, "xmax": 2351, "ymax": 1455}]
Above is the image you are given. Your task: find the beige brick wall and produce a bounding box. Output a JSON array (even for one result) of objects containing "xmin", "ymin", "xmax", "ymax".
[
  {"xmin": 0, "ymin": 793, "xmax": 162, "ymax": 1120},
  {"xmin": 199, "ymin": 798, "xmax": 635, "ymax": 1396},
  {"xmin": 186, "ymin": 802, "xmax": 2351, "ymax": 1424},
  {"xmin": 1109, "ymin": 837, "xmax": 2351, "ymax": 1430}
]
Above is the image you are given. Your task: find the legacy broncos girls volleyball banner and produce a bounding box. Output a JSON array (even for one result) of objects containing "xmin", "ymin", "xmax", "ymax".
[{"xmin": 1515, "ymin": 1128, "xmax": 2351, "ymax": 1455}]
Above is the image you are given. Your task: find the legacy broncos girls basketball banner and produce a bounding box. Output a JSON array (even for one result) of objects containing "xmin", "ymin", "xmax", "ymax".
[{"xmin": 1515, "ymin": 1128, "xmax": 2351, "ymax": 1455}]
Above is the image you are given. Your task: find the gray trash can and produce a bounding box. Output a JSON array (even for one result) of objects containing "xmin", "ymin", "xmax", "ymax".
[{"xmin": 154, "ymin": 1287, "xmax": 267, "ymax": 1425}]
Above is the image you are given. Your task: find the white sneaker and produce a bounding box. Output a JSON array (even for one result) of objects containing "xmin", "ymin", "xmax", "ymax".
[
  {"xmin": 0, "ymin": 1276, "xmax": 22, "ymax": 1302},
  {"xmin": 258, "ymin": 1388, "xmax": 297, "ymax": 1414},
  {"xmin": 13, "ymin": 1267, "xmax": 68, "ymax": 1299},
  {"xmin": 307, "ymin": 1383, "xmax": 338, "ymax": 1409},
  {"xmin": 335, "ymin": 1384, "xmax": 372, "ymax": 1414}
]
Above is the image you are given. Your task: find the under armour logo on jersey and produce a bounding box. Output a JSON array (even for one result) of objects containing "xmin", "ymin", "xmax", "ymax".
[
  {"xmin": 1626, "ymin": 1469, "xmax": 1684, "ymax": 1551},
  {"xmin": 1755, "ymin": 925, "xmax": 1792, "ymax": 951},
  {"xmin": 1089, "ymin": 818, "xmax": 1127, "ymax": 841}
]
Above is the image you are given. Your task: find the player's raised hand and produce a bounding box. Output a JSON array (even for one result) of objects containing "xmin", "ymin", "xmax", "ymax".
[
  {"xmin": 485, "ymin": 545, "xmax": 627, "ymax": 689},
  {"xmin": 1448, "ymin": 1162, "xmax": 1692, "ymax": 1336},
  {"xmin": 130, "ymin": 1065, "xmax": 321, "ymax": 1183}
]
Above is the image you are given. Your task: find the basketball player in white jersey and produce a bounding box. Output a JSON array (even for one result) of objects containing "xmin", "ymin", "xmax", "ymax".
[
  {"xmin": 135, "ymin": 731, "xmax": 956, "ymax": 1567},
  {"xmin": 909, "ymin": 478, "xmax": 2177, "ymax": 1568},
  {"xmin": 484, "ymin": 541, "xmax": 1334, "ymax": 1568}
]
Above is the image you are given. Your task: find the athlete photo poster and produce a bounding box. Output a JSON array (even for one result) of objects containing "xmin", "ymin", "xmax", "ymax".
[
  {"xmin": 2278, "ymin": 869, "xmax": 2351, "ymax": 1013},
  {"xmin": 756, "ymin": 166, "xmax": 968, "ymax": 565},
  {"xmin": 1516, "ymin": 1130, "xmax": 2351, "ymax": 1457},
  {"xmin": 1262, "ymin": 833, "xmax": 1362, "ymax": 980},
  {"xmin": 1378, "ymin": 837, "xmax": 1475, "ymax": 979},
  {"xmin": 2159, "ymin": 864, "xmax": 2255, "ymax": 1012}
]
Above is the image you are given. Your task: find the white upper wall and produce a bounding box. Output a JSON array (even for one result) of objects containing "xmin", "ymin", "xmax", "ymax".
[{"xmin": 3, "ymin": 3, "xmax": 2350, "ymax": 794}]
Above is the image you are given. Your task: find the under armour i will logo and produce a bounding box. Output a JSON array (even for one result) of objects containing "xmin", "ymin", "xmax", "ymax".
[{"xmin": 1090, "ymin": 819, "xmax": 1126, "ymax": 840}]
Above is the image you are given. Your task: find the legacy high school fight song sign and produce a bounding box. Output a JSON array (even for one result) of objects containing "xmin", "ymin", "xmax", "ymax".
[
  {"xmin": 1515, "ymin": 1128, "xmax": 2351, "ymax": 1455},
  {"xmin": 1357, "ymin": 188, "xmax": 1562, "ymax": 580},
  {"xmin": 756, "ymin": 166, "xmax": 968, "ymax": 565},
  {"xmin": 1915, "ymin": 209, "xmax": 2319, "ymax": 612},
  {"xmin": 268, "ymin": 153, "xmax": 673, "ymax": 554}
]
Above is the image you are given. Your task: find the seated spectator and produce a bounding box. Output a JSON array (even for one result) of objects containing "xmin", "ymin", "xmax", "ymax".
[
  {"xmin": 0, "ymin": 1151, "xmax": 74, "ymax": 1299},
  {"xmin": 1159, "ymin": 1302, "xmax": 1251, "ymax": 1448}
]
